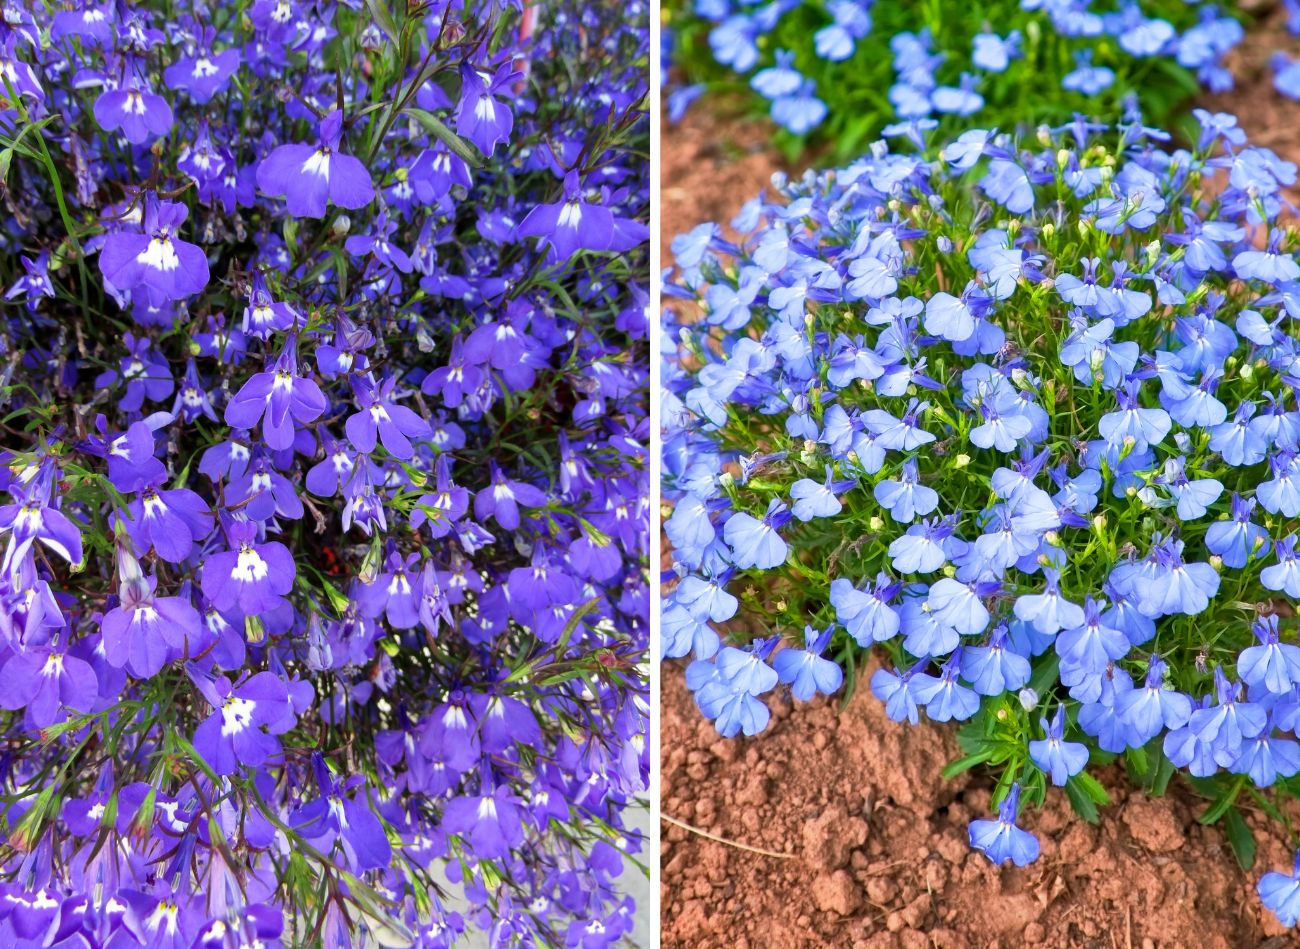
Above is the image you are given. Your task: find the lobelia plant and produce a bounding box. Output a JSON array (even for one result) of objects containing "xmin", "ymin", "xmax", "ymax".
[
  {"xmin": 664, "ymin": 0, "xmax": 1243, "ymax": 161},
  {"xmin": 661, "ymin": 104, "xmax": 1300, "ymax": 928},
  {"xmin": 0, "ymin": 0, "xmax": 649, "ymax": 946}
]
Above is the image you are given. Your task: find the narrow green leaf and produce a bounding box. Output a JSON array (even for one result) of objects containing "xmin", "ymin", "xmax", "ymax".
[
  {"xmin": 942, "ymin": 749, "xmax": 993, "ymax": 780},
  {"xmin": 1125, "ymin": 744, "xmax": 1148, "ymax": 776},
  {"xmin": 1223, "ymin": 806, "xmax": 1256, "ymax": 870},
  {"xmin": 1064, "ymin": 775, "xmax": 1100, "ymax": 824},
  {"xmin": 1199, "ymin": 775, "xmax": 1246, "ymax": 825},
  {"xmin": 365, "ymin": 0, "xmax": 400, "ymax": 44},
  {"xmin": 405, "ymin": 107, "xmax": 482, "ymax": 168}
]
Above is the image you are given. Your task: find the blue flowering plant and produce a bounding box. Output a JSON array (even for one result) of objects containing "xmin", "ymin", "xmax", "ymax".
[
  {"xmin": 0, "ymin": 0, "xmax": 648, "ymax": 945},
  {"xmin": 662, "ymin": 105, "xmax": 1300, "ymax": 926},
  {"xmin": 666, "ymin": 0, "xmax": 1242, "ymax": 160}
]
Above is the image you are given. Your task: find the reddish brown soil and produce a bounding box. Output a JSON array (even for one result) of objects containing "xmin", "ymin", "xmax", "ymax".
[
  {"xmin": 659, "ymin": 25, "xmax": 1300, "ymax": 946},
  {"xmin": 661, "ymin": 661, "xmax": 1295, "ymax": 949},
  {"xmin": 659, "ymin": 103, "xmax": 790, "ymax": 264}
]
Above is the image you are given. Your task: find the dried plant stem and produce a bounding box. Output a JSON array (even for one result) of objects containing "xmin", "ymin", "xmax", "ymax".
[{"xmin": 661, "ymin": 813, "xmax": 797, "ymax": 860}]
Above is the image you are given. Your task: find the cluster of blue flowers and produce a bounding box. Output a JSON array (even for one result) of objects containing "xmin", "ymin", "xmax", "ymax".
[
  {"xmin": 661, "ymin": 105, "xmax": 1300, "ymax": 926},
  {"xmin": 670, "ymin": 0, "xmax": 1241, "ymax": 143},
  {"xmin": 0, "ymin": 1, "xmax": 648, "ymax": 946}
]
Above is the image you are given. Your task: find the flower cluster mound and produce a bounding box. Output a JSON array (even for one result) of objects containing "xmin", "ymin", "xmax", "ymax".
[
  {"xmin": 666, "ymin": 0, "xmax": 1242, "ymax": 158},
  {"xmin": 0, "ymin": 1, "xmax": 649, "ymax": 946},
  {"xmin": 661, "ymin": 107, "xmax": 1300, "ymax": 928}
]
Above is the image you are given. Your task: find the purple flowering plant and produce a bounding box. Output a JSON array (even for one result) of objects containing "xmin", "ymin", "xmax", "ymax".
[
  {"xmin": 0, "ymin": 0, "xmax": 648, "ymax": 945},
  {"xmin": 662, "ymin": 104, "xmax": 1300, "ymax": 927}
]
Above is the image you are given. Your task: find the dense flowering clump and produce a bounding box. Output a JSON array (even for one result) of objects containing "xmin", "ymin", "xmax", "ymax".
[
  {"xmin": 662, "ymin": 106, "xmax": 1300, "ymax": 926},
  {"xmin": 0, "ymin": 1, "xmax": 648, "ymax": 946},
  {"xmin": 666, "ymin": 0, "xmax": 1241, "ymax": 157}
]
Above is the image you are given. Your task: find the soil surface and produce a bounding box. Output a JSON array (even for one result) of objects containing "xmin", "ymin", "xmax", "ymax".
[
  {"xmin": 661, "ymin": 661, "xmax": 1294, "ymax": 949},
  {"xmin": 659, "ymin": 15, "xmax": 1300, "ymax": 946}
]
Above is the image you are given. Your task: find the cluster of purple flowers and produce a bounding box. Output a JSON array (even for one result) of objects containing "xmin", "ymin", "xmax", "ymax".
[
  {"xmin": 661, "ymin": 106, "xmax": 1300, "ymax": 926},
  {"xmin": 670, "ymin": 0, "xmax": 1240, "ymax": 139},
  {"xmin": 0, "ymin": 0, "xmax": 648, "ymax": 945}
]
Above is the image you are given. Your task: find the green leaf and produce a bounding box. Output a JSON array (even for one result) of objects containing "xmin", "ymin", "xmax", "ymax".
[
  {"xmin": 1148, "ymin": 748, "xmax": 1176, "ymax": 797},
  {"xmin": 942, "ymin": 748, "xmax": 993, "ymax": 780},
  {"xmin": 1125, "ymin": 744, "xmax": 1148, "ymax": 776},
  {"xmin": 1223, "ymin": 806, "xmax": 1256, "ymax": 870},
  {"xmin": 1027, "ymin": 653, "xmax": 1060, "ymax": 698},
  {"xmin": 1063, "ymin": 774, "xmax": 1101, "ymax": 824},
  {"xmin": 364, "ymin": 0, "xmax": 401, "ymax": 44},
  {"xmin": 1072, "ymin": 770, "xmax": 1111, "ymax": 806},
  {"xmin": 405, "ymin": 107, "xmax": 482, "ymax": 168},
  {"xmin": 1199, "ymin": 774, "xmax": 1246, "ymax": 825}
]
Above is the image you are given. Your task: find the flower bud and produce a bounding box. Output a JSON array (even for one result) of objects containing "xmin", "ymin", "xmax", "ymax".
[
  {"xmin": 1018, "ymin": 688, "xmax": 1039, "ymax": 711},
  {"xmin": 868, "ymin": 516, "xmax": 884, "ymax": 532},
  {"xmin": 331, "ymin": 215, "xmax": 351, "ymax": 237},
  {"xmin": 1144, "ymin": 239, "xmax": 1161, "ymax": 267},
  {"xmin": 954, "ymin": 453, "xmax": 970, "ymax": 468}
]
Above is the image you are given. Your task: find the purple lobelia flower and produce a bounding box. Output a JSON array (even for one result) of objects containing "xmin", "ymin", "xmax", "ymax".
[
  {"xmin": 93, "ymin": 332, "xmax": 174, "ymax": 411},
  {"xmin": 0, "ymin": 644, "xmax": 98, "ymax": 728},
  {"xmin": 442, "ymin": 780, "xmax": 526, "ymax": 860},
  {"xmin": 255, "ymin": 109, "xmax": 375, "ymax": 218},
  {"xmin": 357, "ymin": 552, "xmax": 423, "ymax": 629},
  {"xmin": 103, "ymin": 419, "xmax": 167, "ymax": 492},
  {"xmin": 344, "ymin": 375, "xmax": 431, "ymax": 460},
  {"xmin": 224, "ymin": 342, "xmax": 327, "ymax": 451},
  {"xmin": 411, "ymin": 455, "xmax": 469, "ymax": 537},
  {"xmin": 93, "ymin": 71, "xmax": 173, "ymax": 143},
  {"xmin": 517, "ymin": 171, "xmax": 616, "ymax": 261},
  {"xmin": 421, "ymin": 336, "xmax": 483, "ymax": 408},
  {"xmin": 191, "ymin": 670, "xmax": 293, "ymax": 775},
  {"xmin": 99, "ymin": 196, "xmax": 209, "ymax": 302},
  {"xmin": 121, "ymin": 479, "xmax": 213, "ymax": 563},
  {"xmin": 242, "ymin": 270, "xmax": 301, "ymax": 339},
  {"xmin": 200, "ymin": 520, "xmax": 295, "ymax": 617},
  {"xmin": 290, "ymin": 755, "xmax": 392, "ymax": 872},
  {"xmin": 0, "ymin": 475, "xmax": 83, "ymax": 578},
  {"xmin": 474, "ymin": 461, "xmax": 548, "ymax": 530},
  {"xmin": 305, "ymin": 434, "xmax": 357, "ymax": 498},
  {"xmin": 162, "ymin": 27, "xmax": 240, "ymax": 103},
  {"xmin": 455, "ymin": 63, "xmax": 515, "ymax": 155},
  {"xmin": 101, "ymin": 570, "xmax": 202, "ymax": 679},
  {"xmin": 5, "ymin": 252, "xmax": 54, "ymax": 308}
]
